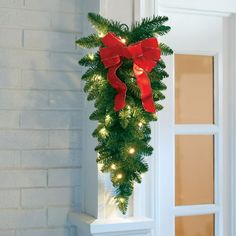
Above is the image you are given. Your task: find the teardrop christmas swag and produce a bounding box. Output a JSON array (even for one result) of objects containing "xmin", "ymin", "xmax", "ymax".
[{"xmin": 77, "ymin": 13, "xmax": 173, "ymax": 214}]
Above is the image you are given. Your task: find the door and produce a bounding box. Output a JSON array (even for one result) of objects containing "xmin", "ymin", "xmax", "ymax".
[{"xmin": 156, "ymin": 11, "xmax": 231, "ymax": 236}]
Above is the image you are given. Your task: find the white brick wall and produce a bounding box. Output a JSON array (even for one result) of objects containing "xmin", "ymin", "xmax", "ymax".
[{"xmin": 0, "ymin": 1, "xmax": 82, "ymax": 235}]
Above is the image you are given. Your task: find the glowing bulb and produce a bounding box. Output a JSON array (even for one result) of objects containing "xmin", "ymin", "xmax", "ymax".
[
  {"xmin": 88, "ymin": 54, "xmax": 94, "ymax": 60},
  {"xmin": 119, "ymin": 197, "xmax": 125, "ymax": 203},
  {"xmin": 138, "ymin": 122, "xmax": 143, "ymax": 128},
  {"xmin": 128, "ymin": 147, "xmax": 135, "ymax": 154},
  {"xmin": 94, "ymin": 75, "xmax": 102, "ymax": 81},
  {"xmin": 99, "ymin": 32, "xmax": 105, "ymax": 38},
  {"xmin": 116, "ymin": 173, "xmax": 123, "ymax": 179},
  {"xmin": 111, "ymin": 164, "xmax": 116, "ymax": 170},
  {"xmin": 126, "ymin": 105, "xmax": 131, "ymax": 112},
  {"xmin": 99, "ymin": 127, "xmax": 108, "ymax": 137},
  {"xmin": 152, "ymin": 113, "xmax": 157, "ymax": 119},
  {"xmin": 121, "ymin": 38, "xmax": 126, "ymax": 44},
  {"xmin": 105, "ymin": 115, "xmax": 111, "ymax": 123}
]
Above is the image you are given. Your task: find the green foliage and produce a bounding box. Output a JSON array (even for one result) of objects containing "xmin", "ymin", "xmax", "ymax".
[{"xmin": 77, "ymin": 12, "xmax": 173, "ymax": 214}]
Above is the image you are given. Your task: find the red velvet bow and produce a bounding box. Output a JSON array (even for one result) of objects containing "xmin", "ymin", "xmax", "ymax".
[{"xmin": 100, "ymin": 32, "xmax": 161, "ymax": 113}]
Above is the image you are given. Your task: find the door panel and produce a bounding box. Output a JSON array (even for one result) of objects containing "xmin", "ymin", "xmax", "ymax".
[
  {"xmin": 157, "ymin": 11, "xmax": 228, "ymax": 236},
  {"xmin": 175, "ymin": 214, "xmax": 215, "ymax": 236},
  {"xmin": 175, "ymin": 135, "xmax": 214, "ymax": 206},
  {"xmin": 175, "ymin": 54, "xmax": 214, "ymax": 124}
]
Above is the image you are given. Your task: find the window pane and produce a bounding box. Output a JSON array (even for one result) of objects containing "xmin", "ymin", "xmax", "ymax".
[
  {"xmin": 175, "ymin": 135, "xmax": 214, "ymax": 205},
  {"xmin": 176, "ymin": 214, "xmax": 214, "ymax": 236},
  {"xmin": 175, "ymin": 54, "xmax": 214, "ymax": 124}
]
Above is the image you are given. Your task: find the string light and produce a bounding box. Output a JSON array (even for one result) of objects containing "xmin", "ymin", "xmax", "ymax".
[
  {"xmin": 116, "ymin": 173, "xmax": 123, "ymax": 179},
  {"xmin": 152, "ymin": 113, "xmax": 157, "ymax": 119},
  {"xmin": 99, "ymin": 32, "xmax": 105, "ymax": 38},
  {"xmin": 119, "ymin": 197, "xmax": 125, "ymax": 203},
  {"xmin": 94, "ymin": 75, "xmax": 102, "ymax": 81},
  {"xmin": 138, "ymin": 122, "xmax": 143, "ymax": 128},
  {"xmin": 111, "ymin": 164, "xmax": 116, "ymax": 170},
  {"xmin": 99, "ymin": 127, "xmax": 108, "ymax": 137},
  {"xmin": 88, "ymin": 54, "xmax": 94, "ymax": 60},
  {"xmin": 128, "ymin": 147, "xmax": 135, "ymax": 154},
  {"xmin": 126, "ymin": 105, "xmax": 132, "ymax": 112},
  {"xmin": 120, "ymin": 38, "xmax": 126, "ymax": 44},
  {"xmin": 105, "ymin": 115, "xmax": 111, "ymax": 124}
]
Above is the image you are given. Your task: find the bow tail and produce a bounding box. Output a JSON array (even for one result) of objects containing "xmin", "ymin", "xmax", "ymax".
[
  {"xmin": 133, "ymin": 64, "xmax": 156, "ymax": 113},
  {"xmin": 107, "ymin": 62, "xmax": 127, "ymax": 112}
]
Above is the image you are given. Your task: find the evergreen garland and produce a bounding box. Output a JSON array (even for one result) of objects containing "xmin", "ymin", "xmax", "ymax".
[{"xmin": 77, "ymin": 13, "xmax": 173, "ymax": 214}]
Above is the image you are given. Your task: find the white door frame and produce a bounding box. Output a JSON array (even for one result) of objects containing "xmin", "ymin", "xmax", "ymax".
[{"xmin": 133, "ymin": 1, "xmax": 235, "ymax": 236}]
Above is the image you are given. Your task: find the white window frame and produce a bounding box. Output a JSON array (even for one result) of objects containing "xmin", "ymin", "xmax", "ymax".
[{"xmin": 133, "ymin": 1, "xmax": 235, "ymax": 236}]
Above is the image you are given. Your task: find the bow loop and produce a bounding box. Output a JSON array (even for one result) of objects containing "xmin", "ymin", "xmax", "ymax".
[{"xmin": 99, "ymin": 32, "xmax": 161, "ymax": 113}]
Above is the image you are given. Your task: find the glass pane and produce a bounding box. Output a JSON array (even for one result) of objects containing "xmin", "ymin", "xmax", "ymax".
[
  {"xmin": 175, "ymin": 54, "xmax": 214, "ymax": 124},
  {"xmin": 176, "ymin": 214, "xmax": 214, "ymax": 236},
  {"xmin": 175, "ymin": 135, "xmax": 214, "ymax": 205}
]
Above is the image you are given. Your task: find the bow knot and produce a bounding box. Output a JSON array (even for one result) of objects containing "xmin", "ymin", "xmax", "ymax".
[{"xmin": 100, "ymin": 32, "xmax": 161, "ymax": 113}]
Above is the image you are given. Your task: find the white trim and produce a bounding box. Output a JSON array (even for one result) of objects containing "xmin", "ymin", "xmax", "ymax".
[
  {"xmin": 174, "ymin": 125, "xmax": 219, "ymax": 134},
  {"xmin": 158, "ymin": 0, "xmax": 235, "ymax": 16},
  {"xmin": 158, "ymin": 6, "xmax": 231, "ymax": 17},
  {"xmin": 174, "ymin": 205, "xmax": 219, "ymax": 216},
  {"xmin": 229, "ymin": 14, "xmax": 236, "ymax": 236},
  {"xmin": 68, "ymin": 212, "xmax": 154, "ymax": 236}
]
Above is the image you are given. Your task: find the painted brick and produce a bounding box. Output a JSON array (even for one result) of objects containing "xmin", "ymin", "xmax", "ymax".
[
  {"xmin": 49, "ymin": 130, "xmax": 81, "ymax": 149},
  {"xmin": 0, "ymin": 209, "xmax": 46, "ymax": 228},
  {"xmin": 48, "ymin": 169, "xmax": 80, "ymax": 187},
  {"xmin": 0, "ymin": 190, "xmax": 20, "ymax": 208},
  {"xmin": 49, "ymin": 91, "xmax": 83, "ymax": 109},
  {"xmin": 75, "ymin": 0, "xmax": 83, "ymax": 13},
  {"xmin": 0, "ymin": 90, "xmax": 48, "ymax": 109},
  {"xmin": 0, "ymin": 9, "xmax": 50, "ymax": 29},
  {"xmin": 22, "ymin": 188, "xmax": 75, "ymax": 207},
  {"xmin": 21, "ymin": 149, "xmax": 80, "ymax": 168},
  {"xmin": 0, "ymin": 151, "xmax": 20, "ymax": 168},
  {"xmin": 0, "ymin": 0, "xmax": 23, "ymax": 8},
  {"xmin": 50, "ymin": 52, "xmax": 80, "ymax": 71},
  {"xmin": 0, "ymin": 49, "xmax": 50, "ymax": 69},
  {"xmin": 0, "ymin": 49, "xmax": 79, "ymax": 71},
  {"xmin": 21, "ymin": 70, "xmax": 81, "ymax": 90},
  {"xmin": 25, "ymin": 0, "xmax": 76, "ymax": 13},
  {"xmin": 0, "ymin": 170, "xmax": 46, "ymax": 188},
  {"xmin": 48, "ymin": 207, "xmax": 71, "ymax": 226},
  {"xmin": 0, "ymin": 0, "xmax": 83, "ymax": 233},
  {"xmin": 0, "ymin": 130, "xmax": 48, "ymax": 149},
  {"xmin": 24, "ymin": 30, "xmax": 76, "ymax": 52},
  {"xmin": 0, "ymin": 68, "xmax": 21, "ymax": 88},
  {"xmin": 51, "ymin": 13, "xmax": 82, "ymax": 32},
  {"xmin": 0, "ymin": 111, "xmax": 19, "ymax": 129},
  {"xmin": 17, "ymin": 228, "xmax": 70, "ymax": 236},
  {"xmin": 0, "ymin": 29, "xmax": 21, "ymax": 48},
  {"xmin": 21, "ymin": 111, "xmax": 82, "ymax": 129},
  {"xmin": 0, "ymin": 230, "xmax": 15, "ymax": 236}
]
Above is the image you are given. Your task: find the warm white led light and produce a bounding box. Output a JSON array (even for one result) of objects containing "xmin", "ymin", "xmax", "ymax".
[
  {"xmin": 99, "ymin": 32, "xmax": 105, "ymax": 38},
  {"xmin": 88, "ymin": 54, "xmax": 94, "ymax": 60},
  {"xmin": 116, "ymin": 173, "xmax": 123, "ymax": 179},
  {"xmin": 111, "ymin": 164, "xmax": 116, "ymax": 170},
  {"xmin": 121, "ymin": 38, "xmax": 126, "ymax": 44},
  {"xmin": 128, "ymin": 147, "xmax": 135, "ymax": 154}
]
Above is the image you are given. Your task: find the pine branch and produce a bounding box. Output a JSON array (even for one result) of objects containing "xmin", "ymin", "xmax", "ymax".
[
  {"xmin": 88, "ymin": 12, "xmax": 128, "ymax": 37},
  {"xmin": 76, "ymin": 34, "xmax": 102, "ymax": 48},
  {"xmin": 153, "ymin": 25, "xmax": 171, "ymax": 36},
  {"xmin": 159, "ymin": 42, "xmax": 174, "ymax": 55}
]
